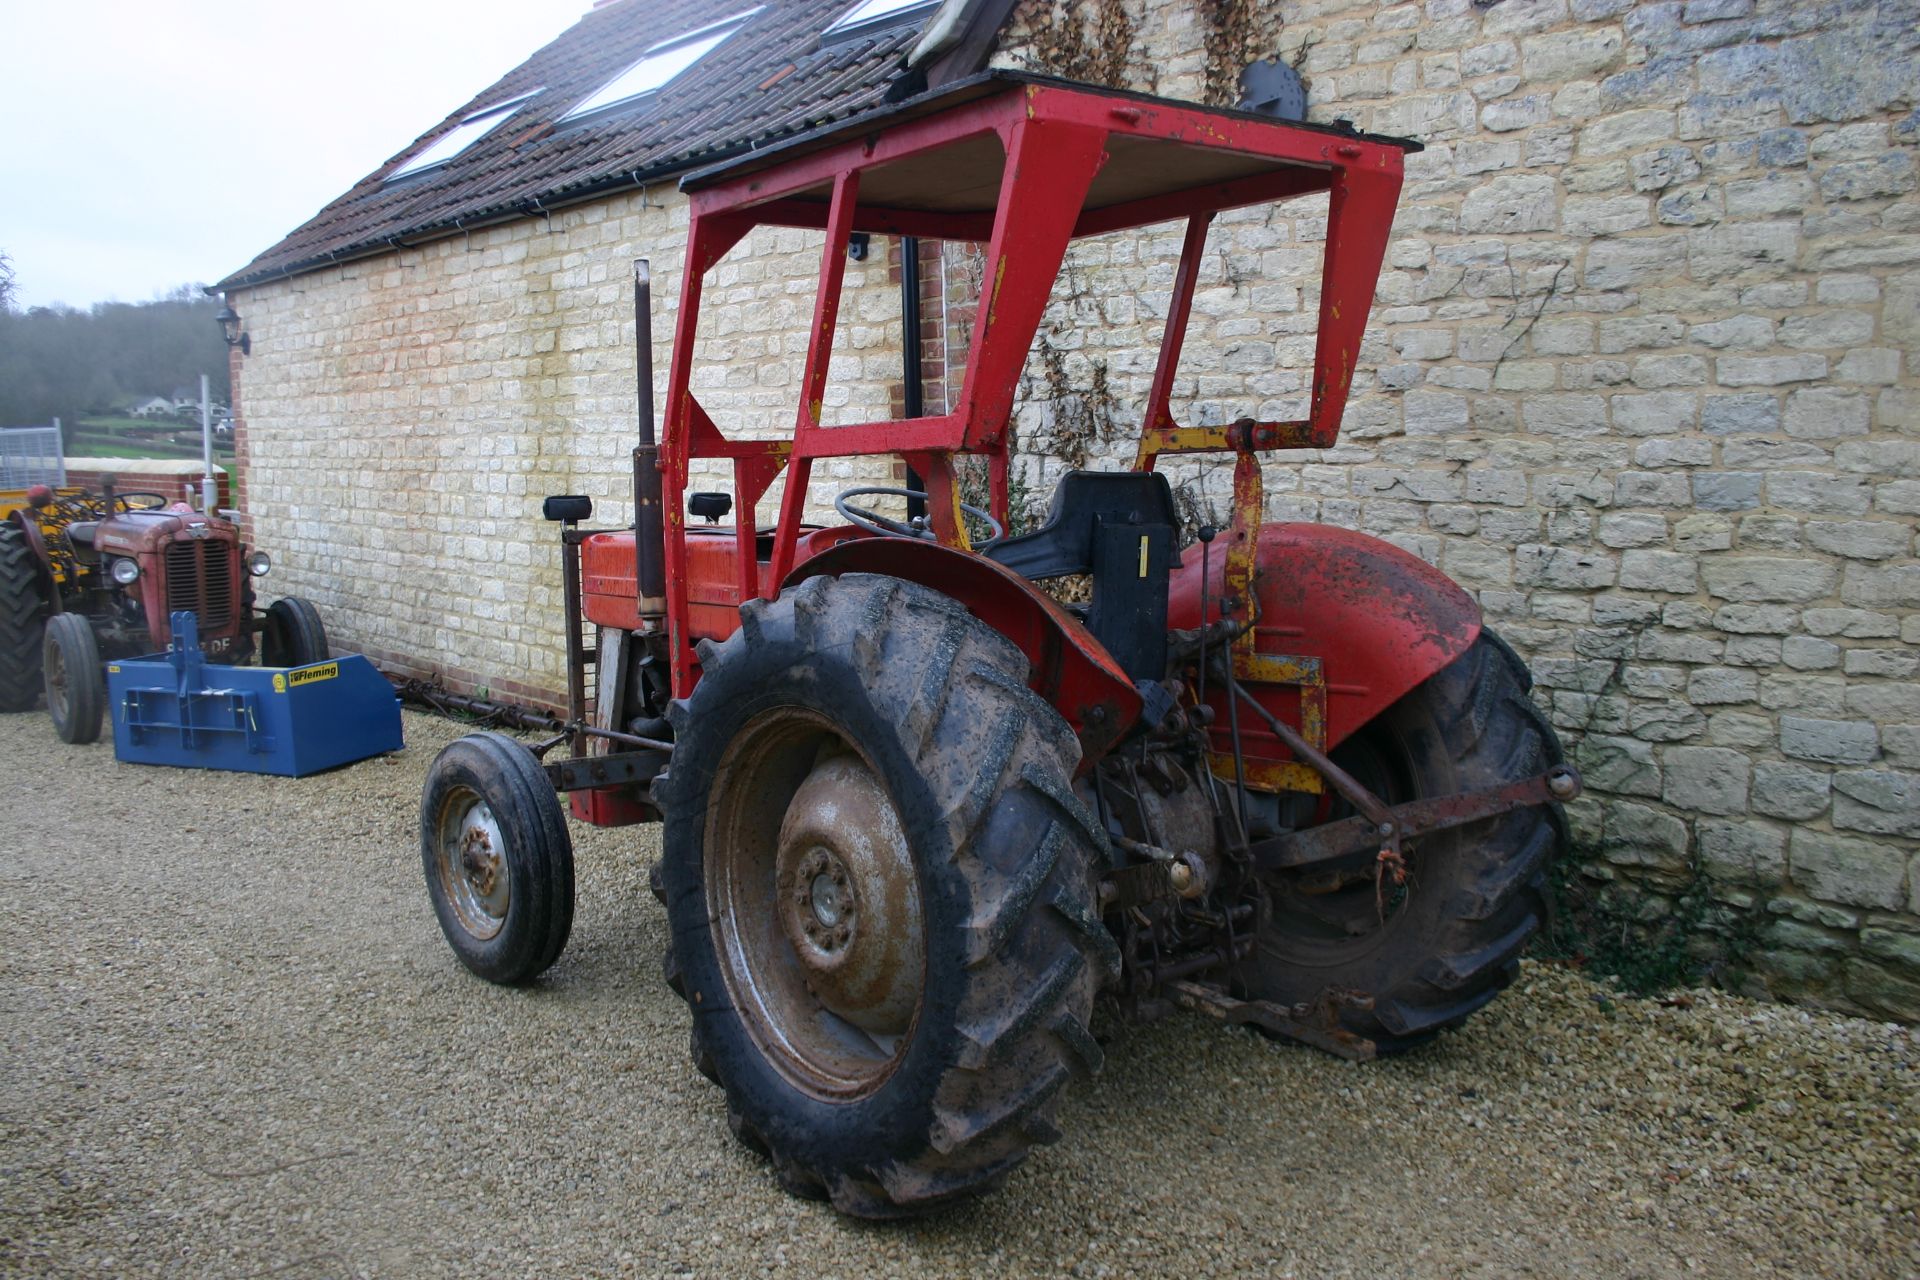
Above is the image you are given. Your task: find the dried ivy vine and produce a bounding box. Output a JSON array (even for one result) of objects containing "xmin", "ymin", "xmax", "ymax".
[{"xmin": 1002, "ymin": 0, "xmax": 1140, "ymax": 88}]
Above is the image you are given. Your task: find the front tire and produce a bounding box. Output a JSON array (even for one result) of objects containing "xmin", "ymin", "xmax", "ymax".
[
  {"xmin": 261, "ymin": 596, "xmax": 329, "ymax": 667},
  {"xmin": 420, "ymin": 732, "xmax": 575, "ymax": 984},
  {"xmin": 657, "ymin": 573, "xmax": 1118, "ymax": 1218},
  {"xmin": 0, "ymin": 524, "xmax": 47, "ymax": 712},
  {"xmin": 1244, "ymin": 631, "xmax": 1566, "ymax": 1052},
  {"xmin": 44, "ymin": 614, "xmax": 104, "ymax": 745}
]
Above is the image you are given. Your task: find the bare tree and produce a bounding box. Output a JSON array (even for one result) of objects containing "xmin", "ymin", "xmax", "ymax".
[{"xmin": 0, "ymin": 251, "xmax": 16, "ymax": 313}]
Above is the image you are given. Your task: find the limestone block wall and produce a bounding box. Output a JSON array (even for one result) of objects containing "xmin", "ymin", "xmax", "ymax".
[
  {"xmin": 229, "ymin": 188, "xmax": 905, "ymax": 705},
  {"xmin": 989, "ymin": 0, "xmax": 1920, "ymax": 1015}
]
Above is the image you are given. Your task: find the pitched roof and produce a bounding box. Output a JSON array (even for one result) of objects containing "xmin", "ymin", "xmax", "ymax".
[{"xmin": 215, "ymin": 0, "xmax": 938, "ymax": 291}]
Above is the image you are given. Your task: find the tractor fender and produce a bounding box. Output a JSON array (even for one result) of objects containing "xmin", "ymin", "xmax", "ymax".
[
  {"xmin": 1168, "ymin": 522, "xmax": 1481, "ymax": 752},
  {"xmin": 5, "ymin": 510, "xmax": 61, "ymax": 614},
  {"xmin": 784, "ymin": 536, "xmax": 1142, "ymax": 763}
]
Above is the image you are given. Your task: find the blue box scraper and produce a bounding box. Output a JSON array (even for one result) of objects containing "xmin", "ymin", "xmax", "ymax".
[{"xmin": 107, "ymin": 611, "xmax": 404, "ymax": 776}]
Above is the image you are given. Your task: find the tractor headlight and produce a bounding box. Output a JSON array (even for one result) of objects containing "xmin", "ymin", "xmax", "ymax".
[
  {"xmin": 110, "ymin": 557, "xmax": 141, "ymax": 585},
  {"xmin": 247, "ymin": 551, "xmax": 272, "ymax": 577}
]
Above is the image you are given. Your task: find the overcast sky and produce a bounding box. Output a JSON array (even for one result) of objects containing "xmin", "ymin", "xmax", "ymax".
[{"xmin": 1, "ymin": 1, "xmax": 585, "ymax": 311}]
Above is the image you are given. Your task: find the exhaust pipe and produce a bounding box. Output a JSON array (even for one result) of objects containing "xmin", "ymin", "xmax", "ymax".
[{"xmin": 632, "ymin": 259, "xmax": 666, "ymax": 605}]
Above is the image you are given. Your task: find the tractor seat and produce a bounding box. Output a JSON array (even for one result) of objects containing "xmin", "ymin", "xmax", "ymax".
[{"xmin": 985, "ymin": 470, "xmax": 1181, "ymax": 579}]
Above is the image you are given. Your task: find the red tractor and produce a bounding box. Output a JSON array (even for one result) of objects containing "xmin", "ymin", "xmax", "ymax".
[
  {"xmin": 419, "ymin": 73, "xmax": 1578, "ymax": 1217},
  {"xmin": 0, "ymin": 480, "xmax": 329, "ymax": 742}
]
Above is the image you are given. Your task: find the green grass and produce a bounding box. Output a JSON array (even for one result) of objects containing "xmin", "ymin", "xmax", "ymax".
[{"xmin": 70, "ymin": 416, "xmax": 234, "ymax": 464}]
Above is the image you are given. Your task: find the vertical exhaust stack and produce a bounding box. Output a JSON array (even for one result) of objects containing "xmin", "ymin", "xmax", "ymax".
[{"xmin": 633, "ymin": 260, "xmax": 667, "ymax": 610}]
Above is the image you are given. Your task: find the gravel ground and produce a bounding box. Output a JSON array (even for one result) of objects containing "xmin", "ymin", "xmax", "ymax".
[{"xmin": 2, "ymin": 707, "xmax": 1917, "ymax": 1279}]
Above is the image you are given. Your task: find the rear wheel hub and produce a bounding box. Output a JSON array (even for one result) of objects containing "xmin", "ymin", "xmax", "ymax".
[
  {"xmin": 773, "ymin": 756, "xmax": 922, "ymax": 1035},
  {"xmin": 708, "ymin": 710, "xmax": 926, "ymax": 1099}
]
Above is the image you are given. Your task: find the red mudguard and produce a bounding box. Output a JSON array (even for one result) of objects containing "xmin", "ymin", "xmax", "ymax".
[
  {"xmin": 785, "ymin": 538, "xmax": 1142, "ymax": 764},
  {"xmin": 1168, "ymin": 523, "xmax": 1481, "ymax": 775}
]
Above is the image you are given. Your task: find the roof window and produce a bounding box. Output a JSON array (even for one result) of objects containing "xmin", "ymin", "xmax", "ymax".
[
  {"xmin": 823, "ymin": 0, "xmax": 938, "ymax": 42},
  {"xmin": 561, "ymin": 9, "xmax": 762, "ymax": 124},
  {"xmin": 389, "ymin": 91, "xmax": 541, "ymax": 181}
]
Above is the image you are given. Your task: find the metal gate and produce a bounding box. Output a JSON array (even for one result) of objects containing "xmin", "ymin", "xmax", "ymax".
[{"xmin": 0, "ymin": 426, "xmax": 65, "ymax": 488}]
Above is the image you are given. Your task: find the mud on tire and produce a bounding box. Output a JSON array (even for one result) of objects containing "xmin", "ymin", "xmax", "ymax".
[
  {"xmin": 655, "ymin": 573, "xmax": 1119, "ymax": 1218},
  {"xmin": 1244, "ymin": 630, "xmax": 1566, "ymax": 1053},
  {"xmin": 0, "ymin": 523, "xmax": 47, "ymax": 712},
  {"xmin": 43, "ymin": 613, "xmax": 105, "ymax": 745},
  {"xmin": 420, "ymin": 732, "xmax": 575, "ymax": 984}
]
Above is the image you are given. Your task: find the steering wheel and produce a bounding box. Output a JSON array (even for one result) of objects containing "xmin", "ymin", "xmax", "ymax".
[
  {"xmin": 115, "ymin": 492, "xmax": 170, "ymax": 512},
  {"xmin": 834, "ymin": 486, "xmax": 1003, "ymax": 546}
]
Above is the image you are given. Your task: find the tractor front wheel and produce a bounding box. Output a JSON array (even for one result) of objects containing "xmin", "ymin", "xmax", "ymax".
[
  {"xmin": 1244, "ymin": 631, "xmax": 1566, "ymax": 1052},
  {"xmin": 261, "ymin": 597, "xmax": 329, "ymax": 667},
  {"xmin": 420, "ymin": 732, "xmax": 575, "ymax": 984},
  {"xmin": 43, "ymin": 614, "xmax": 104, "ymax": 745},
  {"xmin": 0, "ymin": 524, "xmax": 47, "ymax": 712},
  {"xmin": 656, "ymin": 573, "xmax": 1117, "ymax": 1218}
]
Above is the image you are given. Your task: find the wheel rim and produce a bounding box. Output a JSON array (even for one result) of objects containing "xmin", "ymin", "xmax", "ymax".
[
  {"xmin": 434, "ymin": 790, "xmax": 510, "ymax": 941},
  {"xmin": 1259, "ymin": 722, "xmax": 1422, "ymax": 968},
  {"xmin": 707, "ymin": 708, "xmax": 925, "ymax": 1100},
  {"xmin": 45, "ymin": 636, "xmax": 68, "ymax": 723}
]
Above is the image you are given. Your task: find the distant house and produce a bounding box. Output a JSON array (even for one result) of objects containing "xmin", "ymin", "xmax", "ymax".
[{"xmin": 127, "ymin": 396, "xmax": 174, "ymax": 419}]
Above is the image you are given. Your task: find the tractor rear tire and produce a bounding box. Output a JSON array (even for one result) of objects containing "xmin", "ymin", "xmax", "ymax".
[
  {"xmin": 1244, "ymin": 630, "xmax": 1565, "ymax": 1053},
  {"xmin": 420, "ymin": 732, "xmax": 575, "ymax": 984},
  {"xmin": 261, "ymin": 597, "xmax": 329, "ymax": 667},
  {"xmin": 43, "ymin": 614, "xmax": 105, "ymax": 745},
  {"xmin": 0, "ymin": 524, "xmax": 47, "ymax": 712},
  {"xmin": 656, "ymin": 573, "xmax": 1117, "ymax": 1218}
]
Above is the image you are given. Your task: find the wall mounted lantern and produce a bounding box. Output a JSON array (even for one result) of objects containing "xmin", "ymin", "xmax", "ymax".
[{"xmin": 215, "ymin": 304, "xmax": 251, "ymax": 356}]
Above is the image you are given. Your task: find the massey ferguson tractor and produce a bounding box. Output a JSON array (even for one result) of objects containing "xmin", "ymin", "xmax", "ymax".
[
  {"xmin": 418, "ymin": 73, "xmax": 1578, "ymax": 1218},
  {"xmin": 0, "ymin": 480, "xmax": 329, "ymax": 743}
]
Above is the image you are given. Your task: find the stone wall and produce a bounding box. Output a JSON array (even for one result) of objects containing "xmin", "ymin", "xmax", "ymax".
[
  {"xmin": 984, "ymin": 0, "xmax": 1919, "ymax": 1015},
  {"xmin": 229, "ymin": 189, "xmax": 906, "ymax": 705}
]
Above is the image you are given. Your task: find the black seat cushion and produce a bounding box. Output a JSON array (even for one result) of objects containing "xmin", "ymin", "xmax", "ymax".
[{"xmin": 985, "ymin": 471, "xmax": 1180, "ymax": 579}]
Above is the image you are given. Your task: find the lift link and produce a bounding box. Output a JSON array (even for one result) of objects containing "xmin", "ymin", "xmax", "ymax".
[{"xmin": 1251, "ymin": 764, "xmax": 1583, "ymax": 874}]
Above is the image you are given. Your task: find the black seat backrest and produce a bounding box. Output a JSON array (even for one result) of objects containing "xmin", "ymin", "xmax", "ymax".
[{"xmin": 984, "ymin": 470, "xmax": 1180, "ymax": 579}]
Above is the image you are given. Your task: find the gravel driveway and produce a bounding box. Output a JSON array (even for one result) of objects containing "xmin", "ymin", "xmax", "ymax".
[{"xmin": 2, "ymin": 708, "xmax": 1916, "ymax": 1278}]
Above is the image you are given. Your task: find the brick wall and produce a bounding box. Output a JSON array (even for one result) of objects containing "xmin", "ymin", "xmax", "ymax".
[
  {"xmin": 229, "ymin": 188, "xmax": 905, "ymax": 704},
  {"xmin": 984, "ymin": 0, "xmax": 1918, "ymax": 1016}
]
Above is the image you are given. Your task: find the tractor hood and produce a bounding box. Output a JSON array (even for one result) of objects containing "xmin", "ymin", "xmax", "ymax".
[{"xmin": 93, "ymin": 506, "xmax": 237, "ymax": 557}]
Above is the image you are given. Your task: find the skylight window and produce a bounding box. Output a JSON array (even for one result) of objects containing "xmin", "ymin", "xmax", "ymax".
[
  {"xmin": 390, "ymin": 91, "xmax": 540, "ymax": 180},
  {"xmin": 823, "ymin": 0, "xmax": 938, "ymax": 40},
  {"xmin": 561, "ymin": 9, "xmax": 762, "ymax": 124}
]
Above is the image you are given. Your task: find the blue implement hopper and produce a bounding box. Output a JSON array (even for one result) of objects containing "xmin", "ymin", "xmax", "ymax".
[{"xmin": 107, "ymin": 612, "xmax": 404, "ymax": 776}]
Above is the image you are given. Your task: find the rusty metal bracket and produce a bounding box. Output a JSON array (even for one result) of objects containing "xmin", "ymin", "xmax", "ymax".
[
  {"xmin": 1250, "ymin": 763, "xmax": 1582, "ymax": 874},
  {"xmin": 543, "ymin": 748, "xmax": 669, "ymax": 794},
  {"xmin": 1169, "ymin": 979, "xmax": 1377, "ymax": 1062},
  {"xmin": 1226, "ymin": 677, "xmax": 1390, "ymax": 827}
]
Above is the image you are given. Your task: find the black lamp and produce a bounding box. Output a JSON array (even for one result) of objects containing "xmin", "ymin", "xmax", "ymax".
[{"xmin": 215, "ymin": 303, "xmax": 251, "ymax": 355}]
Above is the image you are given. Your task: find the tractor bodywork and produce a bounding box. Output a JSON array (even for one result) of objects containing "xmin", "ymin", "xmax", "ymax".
[
  {"xmin": 0, "ymin": 482, "xmax": 328, "ymax": 742},
  {"xmin": 419, "ymin": 73, "xmax": 1578, "ymax": 1218}
]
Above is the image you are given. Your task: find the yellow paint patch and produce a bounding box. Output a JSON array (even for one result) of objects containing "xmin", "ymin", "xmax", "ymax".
[
  {"xmin": 987, "ymin": 257, "xmax": 1008, "ymax": 328},
  {"xmin": 288, "ymin": 662, "xmax": 339, "ymax": 688}
]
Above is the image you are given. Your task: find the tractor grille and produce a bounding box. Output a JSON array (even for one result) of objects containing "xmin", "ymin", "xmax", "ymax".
[{"xmin": 163, "ymin": 540, "xmax": 235, "ymax": 631}]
